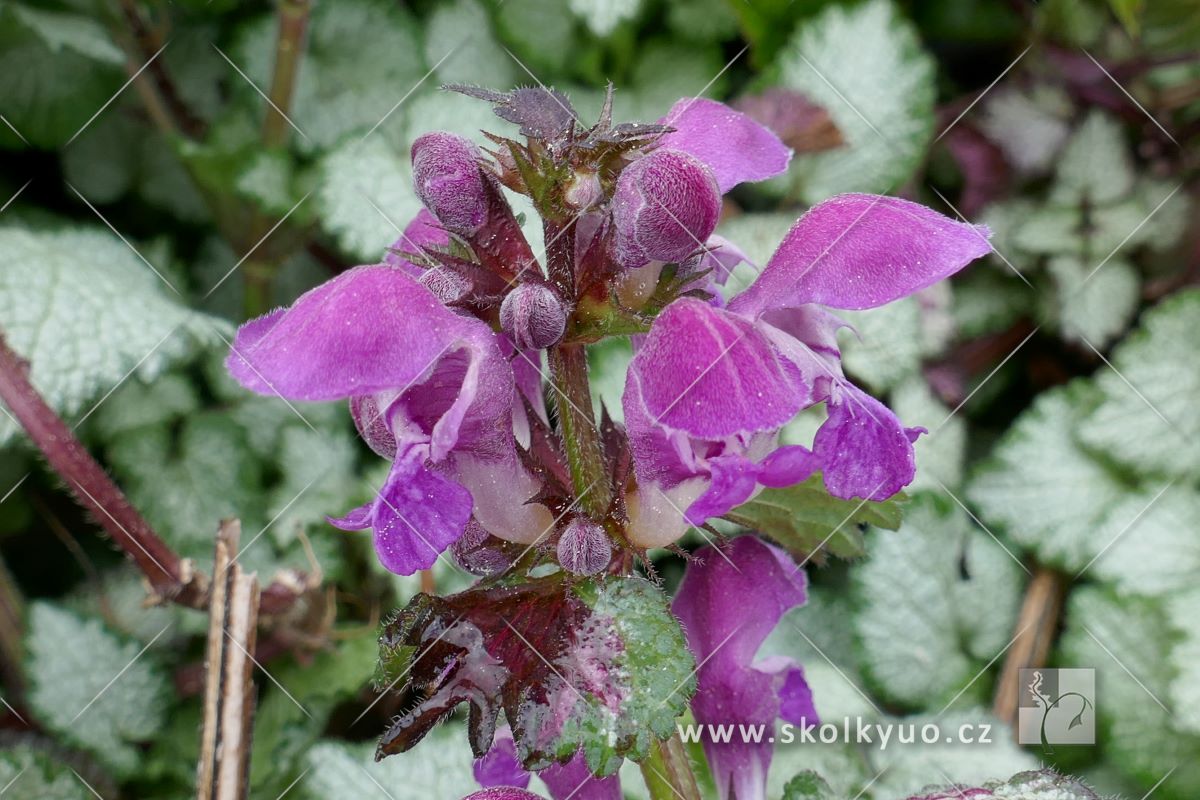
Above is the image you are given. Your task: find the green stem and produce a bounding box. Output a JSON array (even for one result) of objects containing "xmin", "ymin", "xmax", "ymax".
[
  {"xmin": 546, "ymin": 345, "xmax": 610, "ymax": 519},
  {"xmin": 262, "ymin": 0, "xmax": 310, "ymax": 150},
  {"xmin": 243, "ymin": 260, "xmax": 276, "ymax": 319},
  {"xmin": 639, "ymin": 733, "xmax": 703, "ymax": 800}
]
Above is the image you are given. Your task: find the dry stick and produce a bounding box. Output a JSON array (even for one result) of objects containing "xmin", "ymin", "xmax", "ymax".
[
  {"xmin": 0, "ymin": 333, "xmax": 209, "ymax": 609},
  {"xmin": 197, "ymin": 520, "xmax": 261, "ymax": 800},
  {"xmin": 0, "ymin": 551, "xmax": 25, "ymax": 704},
  {"xmin": 993, "ymin": 566, "xmax": 1068, "ymax": 727}
]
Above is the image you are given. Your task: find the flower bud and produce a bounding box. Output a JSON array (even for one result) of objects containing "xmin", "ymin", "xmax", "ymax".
[
  {"xmin": 419, "ymin": 267, "xmax": 472, "ymax": 305},
  {"xmin": 611, "ymin": 148, "xmax": 721, "ymax": 270},
  {"xmin": 499, "ymin": 281, "xmax": 567, "ymax": 350},
  {"xmin": 451, "ymin": 519, "xmax": 517, "ymax": 576},
  {"xmin": 564, "ymin": 169, "xmax": 604, "ymax": 210},
  {"xmin": 411, "ymin": 132, "xmax": 490, "ymax": 236},
  {"xmin": 556, "ymin": 517, "xmax": 611, "ymax": 575}
]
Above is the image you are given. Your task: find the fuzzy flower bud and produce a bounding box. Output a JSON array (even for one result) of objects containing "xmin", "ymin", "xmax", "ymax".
[
  {"xmin": 556, "ymin": 517, "xmax": 611, "ymax": 575},
  {"xmin": 499, "ymin": 282, "xmax": 568, "ymax": 350},
  {"xmin": 411, "ymin": 132, "xmax": 490, "ymax": 236},
  {"xmin": 564, "ymin": 169, "xmax": 604, "ymax": 210},
  {"xmin": 419, "ymin": 267, "xmax": 473, "ymax": 305},
  {"xmin": 610, "ymin": 148, "xmax": 721, "ymax": 270}
]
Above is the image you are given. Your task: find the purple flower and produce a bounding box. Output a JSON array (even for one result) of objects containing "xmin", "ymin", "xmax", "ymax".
[
  {"xmin": 462, "ymin": 789, "xmax": 544, "ymax": 800},
  {"xmin": 658, "ymin": 97, "xmax": 794, "ymax": 193},
  {"xmin": 622, "ymin": 193, "xmax": 991, "ymax": 547},
  {"xmin": 474, "ymin": 732, "xmax": 620, "ymax": 800},
  {"xmin": 671, "ymin": 536, "xmax": 817, "ymax": 800},
  {"xmin": 412, "ymin": 132, "xmax": 491, "ymax": 236},
  {"xmin": 226, "ymin": 264, "xmax": 552, "ymax": 575}
]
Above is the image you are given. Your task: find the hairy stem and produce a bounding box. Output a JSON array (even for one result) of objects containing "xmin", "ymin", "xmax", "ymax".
[
  {"xmin": 639, "ymin": 733, "xmax": 703, "ymax": 800},
  {"xmin": 543, "ymin": 216, "xmax": 612, "ymax": 519},
  {"xmin": 262, "ymin": 0, "xmax": 310, "ymax": 149},
  {"xmin": 0, "ymin": 334, "xmax": 208, "ymax": 608}
]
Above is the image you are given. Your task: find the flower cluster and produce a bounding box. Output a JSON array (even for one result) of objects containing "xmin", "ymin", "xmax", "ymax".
[{"xmin": 225, "ymin": 84, "xmax": 990, "ymax": 798}]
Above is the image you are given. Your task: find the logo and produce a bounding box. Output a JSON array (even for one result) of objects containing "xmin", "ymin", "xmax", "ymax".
[{"xmin": 1017, "ymin": 668, "xmax": 1095, "ymax": 747}]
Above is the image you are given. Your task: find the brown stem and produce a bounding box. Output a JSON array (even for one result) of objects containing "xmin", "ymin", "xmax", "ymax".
[
  {"xmin": 0, "ymin": 333, "xmax": 208, "ymax": 609},
  {"xmin": 0, "ymin": 551, "xmax": 26, "ymax": 705},
  {"xmin": 993, "ymin": 566, "xmax": 1068, "ymax": 727},
  {"xmin": 262, "ymin": 0, "xmax": 311, "ymax": 149},
  {"xmin": 115, "ymin": 0, "xmax": 205, "ymax": 139}
]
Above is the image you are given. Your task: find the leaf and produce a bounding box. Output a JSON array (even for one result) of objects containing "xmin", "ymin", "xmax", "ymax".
[
  {"xmin": 91, "ymin": 372, "xmax": 200, "ymax": 440},
  {"xmin": 715, "ymin": 212, "xmax": 799, "ymax": 295},
  {"xmin": 375, "ymin": 574, "xmax": 695, "ymax": 776},
  {"xmin": 568, "ymin": 0, "xmax": 643, "ymax": 36},
  {"xmin": 1050, "ymin": 112, "xmax": 1134, "ymax": 206},
  {"xmin": 1166, "ymin": 588, "xmax": 1200, "ymax": 736},
  {"xmin": 0, "ymin": 226, "xmax": 222, "ymax": 447},
  {"xmin": 852, "ymin": 499, "xmax": 1023, "ymax": 709},
  {"xmin": 782, "ymin": 770, "xmax": 837, "ymax": 800},
  {"xmin": 666, "ymin": 0, "xmax": 741, "ymax": 42},
  {"xmin": 315, "ymin": 136, "xmax": 421, "ymax": 261},
  {"xmin": 24, "ymin": 603, "xmax": 171, "ymax": 778},
  {"xmin": 774, "ymin": 0, "xmax": 935, "ymax": 201},
  {"xmin": 106, "ymin": 412, "xmax": 263, "ymax": 564},
  {"xmin": 302, "ymin": 726, "xmax": 478, "ymax": 800},
  {"xmin": 1089, "ymin": 487, "xmax": 1200, "ymax": 598},
  {"xmin": 902, "ymin": 768, "xmax": 1103, "ymax": 799},
  {"xmin": 250, "ymin": 637, "xmax": 379, "ymax": 795},
  {"xmin": 265, "ymin": 425, "xmax": 363, "ymax": 547},
  {"xmin": 1047, "ymin": 256, "xmax": 1139, "ymax": 348},
  {"xmin": 724, "ymin": 475, "xmax": 905, "ymax": 563},
  {"xmin": 967, "ymin": 381, "xmax": 1132, "ymax": 572},
  {"xmin": 1078, "ymin": 290, "xmax": 1200, "ymax": 480},
  {"xmin": 1108, "ymin": 0, "xmax": 1144, "ymax": 35},
  {"xmin": 233, "ymin": 0, "xmax": 425, "ymax": 152},
  {"xmin": 425, "ymin": 0, "xmax": 517, "ymax": 88},
  {"xmin": 1061, "ymin": 587, "xmax": 1200, "ymax": 796},
  {"xmin": 978, "ymin": 86, "xmax": 1073, "ymax": 175},
  {"xmin": 0, "ymin": 743, "xmax": 103, "ymax": 800},
  {"xmin": 489, "ymin": 0, "xmax": 579, "ymax": 76},
  {"xmin": 891, "ymin": 376, "xmax": 967, "ymax": 492},
  {"xmin": 0, "ymin": 5, "xmax": 123, "ymax": 148},
  {"xmin": 871, "ymin": 712, "xmax": 1036, "ymax": 798}
]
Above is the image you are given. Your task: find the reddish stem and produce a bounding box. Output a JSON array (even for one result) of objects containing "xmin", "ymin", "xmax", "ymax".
[{"xmin": 0, "ymin": 334, "xmax": 209, "ymax": 608}]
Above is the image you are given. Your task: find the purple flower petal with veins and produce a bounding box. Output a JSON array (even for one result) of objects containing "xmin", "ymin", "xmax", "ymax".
[
  {"xmin": 814, "ymin": 383, "xmax": 924, "ymax": 501},
  {"xmin": 611, "ymin": 149, "xmax": 721, "ymax": 270},
  {"xmin": 659, "ymin": 98, "xmax": 792, "ymax": 193},
  {"xmin": 730, "ymin": 193, "xmax": 992, "ymax": 316},
  {"xmin": 672, "ymin": 536, "xmax": 817, "ymax": 800}
]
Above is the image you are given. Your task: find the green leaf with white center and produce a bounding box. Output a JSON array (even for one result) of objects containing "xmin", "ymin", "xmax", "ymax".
[
  {"xmin": 302, "ymin": 725, "xmax": 478, "ymax": 800},
  {"xmin": 0, "ymin": 5, "xmax": 123, "ymax": 149},
  {"xmin": 871, "ymin": 713, "xmax": 1036, "ymax": 798},
  {"xmin": 837, "ymin": 287, "xmax": 955, "ymax": 393},
  {"xmin": 24, "ymin": 603, "xmax": 171, "ymax": 778},
  {"xmin": 774, "ymin": 0, "xmax": 935, "ymax": 201},
  {"xmin": 1078, "ymin": 290, "xmax": 1200, "ymax": 480},
  {"xmin": 1088, "ymin": 486, "xmax": 1200, "ymax": 598},
  {"xmin": 978, "ymin": 86, "xmax": 1073, "ymax": 174},
  {"xmin": 1061, "ymin": 587, "xmax": 1200, "ymax": 797},
  {"xmin": 315, "ymin": 136, "xmax": 421, "ymax": 261},
  {"xmin": 565, "ymin": 576, "xmax": 697, "ymax": 775},
  {"xmin": 852, "ymin": 498, "xmax": 1023, "ymax": 709},
  {"xmin": 724, "ymin": 474, "xmax": 906, "ymax": 563},
  {"xmin": 967, "ymin": 381, "xmax": 1133, "ymax": 572},
  {"xmin": 892, "ymin": 376, "xmax": 967, "ymax": 491},
  {"xmin": 568, "ymin": 0, "xmax": 642, "ymax": 36},
  {"xmin": 1166, "ymin": 588, "xmax": 1200, "ymax": 736},
  {"xmin": 0, "ymin": 226, "xmax": 223, "ymax": 447},
  {"xmin": 951, "ymin": 266, "xmax": 1029, "ymax": 339},
  {"xmin": 0, "ymin": 743, "xmax": 102, "ymax": 800},
  {"xmin": 1046, "ymin": 256, "xmax": 1139, "ymax": 348},
  {"xmin": 425, "ymin": 0, "xmax": 517, "ymax": 87},
  {"xmin": 1050, "ymin": 112, "xmax": 1134, "ymax": 206},
  {"xmin": 106, "ymin": 412, "xmax": 263, "ymax": 565},
  {"xmin": 265, "ymin": 425, "xmax": 363, "ymax": 546},
  {"xmin": 233, "ymin": 0, "xmax": 424, "ymax": 153},
  {"xmin": 91, "ymin": 372, "xmax": 201, "ymax": 440}
]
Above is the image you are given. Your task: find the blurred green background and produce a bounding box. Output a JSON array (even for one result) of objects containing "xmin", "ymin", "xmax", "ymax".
[{"xmin": 0, "ymin": 0, "xmax": 1197, "ymax": 797}]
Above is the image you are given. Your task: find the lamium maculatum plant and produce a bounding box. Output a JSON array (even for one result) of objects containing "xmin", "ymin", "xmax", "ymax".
[{"xmin": 225, "ymin": 84, "xmax": 991, "ymax": 800}]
